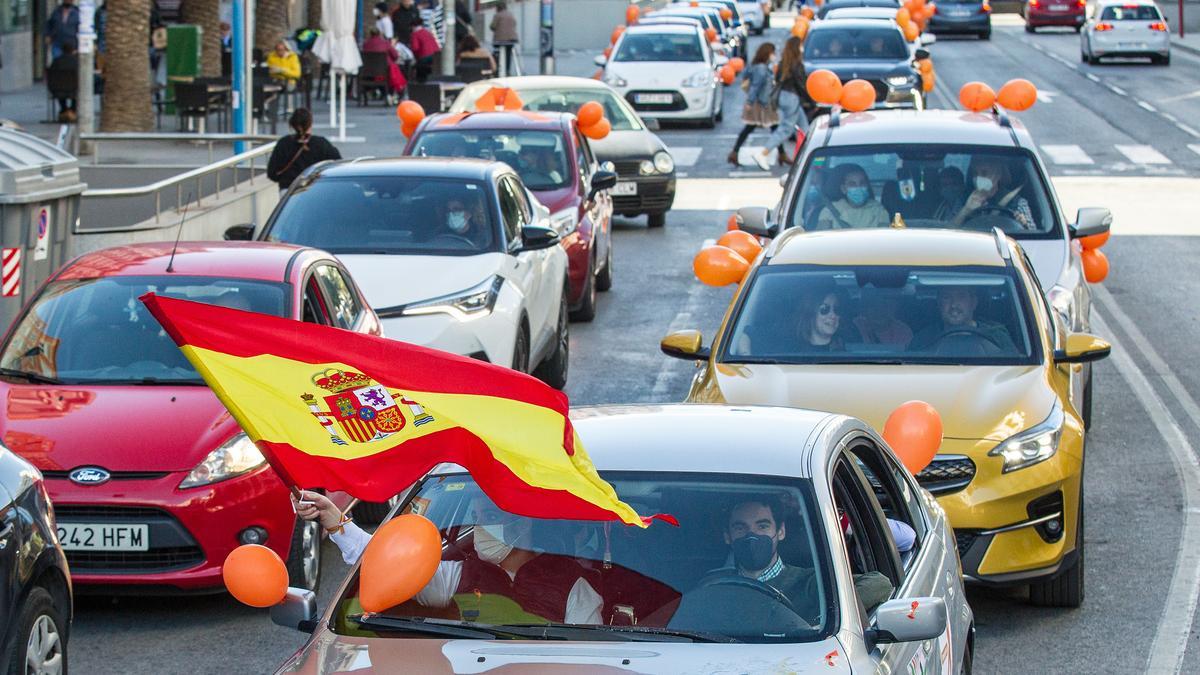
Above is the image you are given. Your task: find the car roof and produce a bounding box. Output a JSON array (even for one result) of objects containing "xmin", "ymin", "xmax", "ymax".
[
  {"xmin": 824, "ymin": 7, "xmax": 900, "ymax": 19},
  {"xmin": 809, "ymin": 17, "xmax": 904, "ymax": 30},
  {"xmin": 810, "ymin": 109, "xmax": 1035, "ymax": 150},
  {"xmin": 464, "ymin": 76, "xmax": 612, "ymax": 93},
  {"xmin": 1096, "ymin": 0, "xmax": 1157, "ymax": 4},
  {"xmin": 766, "ymin": 228, "xmax": 1009, "ymax": 268},
  {"xmin": 310, "ymin": 156, "xmax": 509, "ymax": 180},
  {"xmin": 625, "ymin": 22, "xmax": 704, "ymax": 35},
  {"xmin": 420, "ymin": 110, "xmax": 570, "ymax": 132},
  {"xmin": 55, "ymin": 241, "xmax": 315, "ymax": 282}
]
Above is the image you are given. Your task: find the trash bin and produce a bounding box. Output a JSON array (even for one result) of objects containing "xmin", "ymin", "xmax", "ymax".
[{"xmin": 0, "ymin": 128, "xmax": 86, "ymax": 331}]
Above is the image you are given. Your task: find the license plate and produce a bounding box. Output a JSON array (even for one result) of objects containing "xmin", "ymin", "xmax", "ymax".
[
  {"xmin": 57, "ymin": 523, "xmax": 149, "ymax": 551},
  {"xmin": 1119, "ymin": 42, "xmax": 1145, "ymax": 49},
  {"xmin": 634, "ymin": 93, "xmax": 674, "ymax": 105},
  {"xmin": 1050, "ymin": 4, "xmax": 1068, "ymax": 10},
  {"xmin": 949, "ymin": 9, "xmax": 970, "ymax": 16},
  {"xmin": 611, "ymin": 181, "xmax": 638, "ymax": 196}
]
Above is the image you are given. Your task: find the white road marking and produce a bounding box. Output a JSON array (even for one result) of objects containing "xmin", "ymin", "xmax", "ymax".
[
  {"xmin": 666, "ymin": 146, "xmax": 703, "ymax": 167},
  {"xmin": 737, "ymin": 146, "xmax": 778, "ymax": 168},
  {"xmin": 1091, "ymin": 293, "xmax": 1200, "ymax": 675},
  {"xmin": 1108, "ymin": 84, "xmax": 1129, "ymax": 96},
  {"xmin": 1115, "ymin": 144, "xmax": 1172, "ymax": 165},
  {"xmin": 1036, "ymin": 90, "xmax": 1058, "ymax": 104},
  {"xmin": 1156, "ymin": 89, "xmax": 1200, "ymax": 103},
  {"xmin": 673, "ymin": 178, "xmax": 782, "ymax": 209},
  {"xmin": 1085, "ymin": 73, "xmax": 1102, "ymax": 83},
  {"xmin": 1180, "ymin": 124, "xmax": 1200, "ymax": 138},
  {"xmin": 1040, "ymin": 144, "xmax": 1095, "ymax": 165},
  {"xmin": 1137, "ymin": 100, "xmax": 1158, "ymax": 112},
  {"xmin": 650, "ymin": 289, "xmax": 706, "ymax": 398},
  {"xmin": 1190, "ymin": 144, "xmax": 1200, "ymax": 157}
]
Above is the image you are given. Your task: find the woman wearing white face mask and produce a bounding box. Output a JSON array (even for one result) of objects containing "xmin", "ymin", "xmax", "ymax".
[
  {"xmin": 295, "ymin": 490, "xmax": 604, "ymax": 624},
  {"xmin": 952, "ymin": 157, "xmax": 1035, "ymax": 230},
  {"xmin": 438, "ymin": 197, "xmax": 491, "ymax": 249}
]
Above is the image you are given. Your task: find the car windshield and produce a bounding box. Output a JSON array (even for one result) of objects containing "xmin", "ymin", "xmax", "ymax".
[
  {"xmin": 614, "ymin": 33, "xmax": 705, "ymax": 62},
  {"xmin": 266, "ymin": 177, "xmax": 499, "ymax": 255},
  {"xmin": 331, "ymin": 472, "xmax": 833, "ymax": 643},
  {"xmin": 0, "ymin": 276, "xmax": 286, "ymax": 384},
  {"xmin": 1099, "ymin": 5, "xmax": 1160, "ymax": 19},
  {"xmin": 412, "ymin": 130, "xmax": 569, "ymax": 190},
  {"xmin": 519, "ymin": 89, "xmax": 643, "ymax": 131},
  {"xmin": 805, "ymin": 27, "xmax": 909, "ymax": 60},
  {"xmin": 786, "ymin": 145, "xmax": 1061, "ymax": 237},
  {"xmin": 723, "ymin": 266, "xmax": 1039, "ymax": 366},
  {"xmin": 820, "ymin": 0, "xmax": 901, "ymax": 18}
]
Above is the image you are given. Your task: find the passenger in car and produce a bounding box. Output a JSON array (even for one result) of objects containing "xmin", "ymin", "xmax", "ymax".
[
  {"xmin": 798, "ymin": 287, "xmax": 846, "ymax": 351},
  {"xmin": 815, "ymin": 164, "xmax": 889, "ymax": 230},
  {"xmin": 931, "ymin": 167, "xmax": 968, "ymax": 221},
  {"xmin": 851, "ymin": 292, "xmax": 913, "ymax": 347},
  {"xmin": 909, "ymin": 286, "xmax": 1017, "ymax": 353}
]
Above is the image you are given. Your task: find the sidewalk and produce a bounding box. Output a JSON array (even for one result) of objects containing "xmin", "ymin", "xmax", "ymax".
[{"xmin": 1172, "ymin": 32, "xmax": 1200, "ymax": 56}]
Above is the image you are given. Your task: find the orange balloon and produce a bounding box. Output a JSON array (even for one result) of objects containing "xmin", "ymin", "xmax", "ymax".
[
  {"xmin": 603, "ymin": 45, "xmax": 612, "ymax": 58},
  {"xmin": 958, "ymin": 82, "xmax": 995, "ymax": 112},
  {"xmin": 911, "ymin": 0, "xmax": 927, "ymax": 10},
  {"xmin": 719, "ymin": 64, "xmax": 736, "ymax": 85},
  {"xmin": 918, "ymin": 58, "xmax": 934, "ymax": 74},
  {"xmin": 721, "ymin": 7, "xmax": 733, "ymax": 20},
  {"xmin": 223, "ymin": 544, "xmax": 288, "ymax": 608},
  {"xmin": 1080, "ymin": 230, "xmax": 1110, "ymax": 250},
  {"xmin": 475, "ymin": 86, "xmax": 524, "ymax": 112},
  {"xmin": 359, "ymin": 514, "xmax": 442, "ymax": 613},
  {"xmin": 882, "ymin": 401, "xmax": 943, "ymax": 475},
  {"xmin": 730, "ymin": 57, "xmax": 746, "ymax": 73},
  {"xmin": 807, "ymin": 69, "xmax": 842, "ymax": 105},
  {"xmin": 705, "ymin": 27, "xmax": 718, "ymax": 42},
  {"xmin": 896, "ymin": 7, "xmax": 912, "ymax": 26},
  {"xmin": 922, "ymin": 71, "xmax": 935, "ymax": 93},
  {"xmin": 577, "ymin": 100, "xmax": 604, "ymax": 128},
  {"xmin": 396, "ymin": 100, "xmax": 425, "ymax": 126},
  {"xmin": 582, "ymin": 117, "xmax": 611, "ymax": 140},
  {"xmin": 693, "ymin": 245, "xmax": 750, "ymax": 287},
  {"xmin": 801, "ymin": 6, "xmax": 815, "ymax": 19},
  {"xmin": 903, "ymin": 21, "xmax": 920, "ymax": 41},
  {"xmin": 791, "ymin": 20, "xmax": 809, "ymax": 39},
  {"xmin": 840, "ymin": 79, "xmax": 875, "ymax": 112},
  {"xmin": 611, "ymin": 25, "xmax": 625, "ymax": 44},
  {"xmin": 626, "ymin": 5, "xmax": 639, "ymax": 24},
  {"xmin": 401, "ymin": 120, "xmax": 418, "ymax": 137},
  {"xmin": 927, "ymin": 2, "xmax": 938, "ymax": 15},
  {"xmin": 717, "ymin": 230, "xmax": 763, "ymax": 263},
  {"xmin": 1081, "ymin": 248, "xmax": 1109, "ymax": 283},
  {"xmin": 997, "ymin": 78, "xmax": 1037, "ymax": 111},
  {"xmin": 726, "ymin": 214, "xmax": 740, "ymax": 231}
]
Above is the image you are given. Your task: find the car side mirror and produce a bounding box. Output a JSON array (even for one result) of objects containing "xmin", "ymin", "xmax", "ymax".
[
  {"xmin": 865, "ymin": 597, "xmax": 947, "ymax": 650},
  {"xmin": 589, "ymin": 170, "xmax": 618, "ymax": 199},
  {"xmin": 1071, "ymin": 207, "xmax": 1112, "ymax": 239},
  {"xmin": 735, "ymin": 206, "xmax": 778, "ymax": 238},
  {"xmin": 224, "ymin": 224, "xmax": 256, "ymax": 241},
  {"xmin": 593, "ymin": 54, "xmax": 607, "ymax": 66},
  {"xmin": 660, "ymin": 330, "xmax": 710, "ymax": 361},
  {"xmin": 519, "ymin": 225, "xmax": 560, "ymax": 251},
  {"xmin": 1054, "ymin": 333, "xmax": 1111, "ymax": 364},
  {"xmin": 920, "ymin": 33, "xmax": 937, "ymax": 46},
  {"xmin": 914, "ymin": 48, "xmax": 931, "ymax": 60},
  {"xmin": 270, "ymin": 587, "xmax": 318, "ymax": 632}
]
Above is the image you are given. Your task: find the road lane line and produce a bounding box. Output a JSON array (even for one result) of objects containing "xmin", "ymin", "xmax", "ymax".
[
  {"xmin": 1115, "ymin": 144, "xmax": 1172, "ymax": 165},
  {"xmin": 1190, "ymin": 145, "xmax": 1200, "ymax": 157},
  {"xmin": 1084, "ymin": 73, "xmax": 1101, "ymax": 83},
  {"xmin": 1041, "ymin": 144, "xmax": 1095, "ymax": 165},
  {"xmin": 1137, "ymin": 100, "xmax": 1158, "ymax": 112},
  {"xmin": 1093, "ymin": 290, "xmax": 1200, "ymax": 674},
  {"xmin": 1181, "ymin": 125, "xmax": 1200, "ymax": 138},
  {"xmin": 650, "ymin": 286, "xmax": 706, "ymax": 398},
  {"xmin": 1108, "ymin": 84, "xmax": 1128, "ymax": 96}
]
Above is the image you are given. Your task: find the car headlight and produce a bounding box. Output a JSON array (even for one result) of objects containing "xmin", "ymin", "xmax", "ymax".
[
  {"xmin": 180, "ymin": 433, "xmax": 266, "ymax": 488},
  {"xmin": 988, "ymin": 406, "xmax": 1064, "ymax": 473},
  {"xmin": 682, "ymin": 70, "xmax": 713, "ymax": 88},
  {"xmin": 550, "ymin": 208, "xmax": 578, "ymax": 235},
  {"xmin": 1047, "ymin": 284, "xmax": 1077, "ymax": 330},
  {"xmin": 603, "ymin": 72, "xmax": 627, "ymax": 88},
  {"xmin": 639, "ymin": 160, "xmax": 655, "ymax": 175},
  {"xmin": 887, "ymin": 75, "xmax": 915, "ymax": 87},
  {"xmin": 653, "ymin": 151, "xmax": 675, "ymax": 174},
  {"xmin": 401, "ymin": 276, "xmax": 504, "ymax": 321}
]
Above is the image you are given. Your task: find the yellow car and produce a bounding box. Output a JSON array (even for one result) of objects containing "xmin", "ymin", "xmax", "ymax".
[{"xmin": 664, "ymin": 228, "xmax": 1110, "ymax": 607}]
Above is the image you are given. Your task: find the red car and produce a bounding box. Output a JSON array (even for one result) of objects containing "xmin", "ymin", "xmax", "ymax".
[
  {"xmin": 1024, "ymin": 0, "xmax": 1086, "ymax": 31},
  {"xmin": 404, "ymin": 111, "xmax": 618, "ymax": 321},
  {"xmin": 0, "ymin": 242, "xmax": 380, "ymax": 593}
]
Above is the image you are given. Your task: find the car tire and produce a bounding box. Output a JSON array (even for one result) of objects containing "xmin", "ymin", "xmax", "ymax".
[
  {"xmin": 285, "ymin": 517, "xmax": 321, "ymax": 591},
  {"xmin": 569, "ymin": 258, "xmax": 598, "ymax": 322},
  {"xmin": 1154, "ymin": 54, "xmax": 1170, "ymax": 66},
  {"xmin": 1074, "ymin": 25, "xmax": 1082, "ymax": 33},
  {"xmin": 1029, "ymin": 497, "xmax": 1084, "ymax": 608},
  {"xmin": 511, "ymin": 322, "xmax": 530, "ymax": 373},
  {"xmin": 533, "ymin": 288, "xmax": 570, "ymax": 390},
  {"xmin": 1080, "ymin": 49, "xmax": 1088, "ymax": 63},
  {"xmin": 647, "ymin": 212, "xmax": 666, "ymax": 228},
  {"xmin": 1025, "ymin": 24, "xmax": 1035, "ymax": 33},
  {"xmin": 352, "ymin": 493, "xmax": 402, "ymax": 525},
  {"xmin": 981, "ymin": 30, "xmax": 992, "ymax": 39},
  {"xmin": 4, "ymin": 587, "xmax": 68, "ymax": 675},
  {"xmin": 1088, "ymin": 51, "xmax": 1100, "ymax": 64},
  {"xmin": 596, "ymin": 241, "xmax": 613, "ymax": 292}
]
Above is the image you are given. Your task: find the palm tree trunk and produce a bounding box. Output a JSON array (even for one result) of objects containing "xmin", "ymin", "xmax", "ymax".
[
  {"xmin": 255, "ymin": 0, "xmax": 290, "ymax": 52},
  {"xmin": 181, "ymin": 0, "xmax": 222, "ymax": 78},
  {"xmin": 101, "ymin": 0, "xmax": 153, "ymax": 131},
  {"xmin": 307, "ymin": 0, "xmax": 322, "ymax": 30}
]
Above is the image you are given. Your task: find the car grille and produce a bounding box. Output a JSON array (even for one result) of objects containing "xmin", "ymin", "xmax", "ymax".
[
  {"xmin": 611, "ymin": 159, "xmax": 645, "ymax": 177},
  {"xmin": 625, "ymin": 91, "xmax": 688, "ymax": 112},
  {"xmin": 613, "ymin": 179, "xmax": 675, "ymax": 215},
  {"xmin": 54, "ymin": 505, "xmax": 206, "ymax": 574},
  {"xmin": 43, "ymin": 470, "xmax": 170, "ymax": 481},
  {"xmin": 914, "ymin": 455, "xmax": 976, "ymax": 495},
  {"xmin": 954, "ymin": 531, "xmax": 978, "ymax": 558}
]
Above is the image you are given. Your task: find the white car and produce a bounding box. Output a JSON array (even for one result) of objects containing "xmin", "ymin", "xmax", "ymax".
[
  {"xmin": 1081, "ymin": 0, "xmax": 1170, "ymax": 65},
  {"xmin": 595, "ymin": 23, "xmax": 727, "ymax": 128},
  {"xmin": 252, "ymin": 158, "xmax": 572, "ymax": 388},
  {"xmin": 737, "ymin": 0, "xmax": 769, "ymax": 34},
  {"xmin": 272, "ymin": 405, "xmax": 974, "ymax": 674}
]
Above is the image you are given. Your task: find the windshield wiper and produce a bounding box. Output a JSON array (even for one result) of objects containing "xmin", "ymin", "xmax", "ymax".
[
  {"xmin": 721, "ymin": 357, "xmax": 782, "ymax": 365},
  {"xmin": 0, "ymin": 368, "xmax": 61, "ymax": 384},
  {"xmin": 69, "ymin": 377, "xmax": 208, "ymax": 386},
  {"xmin": 349, "ymin": 616, "xmax": 737, "ymax": 643},
  {"xmin": 506, "ymin": 623, "xmax": 739, "ymax": 643},
  {"xmin": 349, "ymin": 615, "xmax": 509, "ymax": 639}
]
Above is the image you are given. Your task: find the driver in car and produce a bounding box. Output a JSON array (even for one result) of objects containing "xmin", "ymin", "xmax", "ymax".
[
  {"xmin": 951, "ymin": 157, "xmax": 1035, "ymax": 230},
  {"xmin": 517, "ymin": 144, "xmax": 562, "ymax": 187},
  {"xmin": 296, "ymin": 491, "xmax": 604, "ymax": 624},
  {"xmin": 439, "ymin": 195, "xmax": 491, "ymax": 248},
  {"xmin": 909, "ymin": 286, "xmax": 1016, "ymax": 353}
]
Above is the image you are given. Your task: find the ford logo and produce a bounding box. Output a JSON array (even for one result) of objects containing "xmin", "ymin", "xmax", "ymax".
[{"xmin": 69, "ymin": 467, "xmax": 111, "ymax": 486}]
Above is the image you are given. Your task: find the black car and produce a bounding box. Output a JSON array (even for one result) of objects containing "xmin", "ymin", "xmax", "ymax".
[
  {"xmin": 1, "ymin": 446, "xmax": 71, "ymax": 674},
  {"xmin": 817, "ymin": 0, "xmax": 901, "ymax": 19},
  {"xmin": 928, "ymin": 0, "xmax": 992, "ymax": 39},
  {"xmin": 803, "ymin": 19, "xmax": 927, "ymax": 112}
]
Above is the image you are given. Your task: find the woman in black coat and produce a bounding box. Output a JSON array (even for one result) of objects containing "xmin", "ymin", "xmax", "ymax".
[{"xmin": 267, "ymin": 108, "xmax": 342, "ymax": 192}]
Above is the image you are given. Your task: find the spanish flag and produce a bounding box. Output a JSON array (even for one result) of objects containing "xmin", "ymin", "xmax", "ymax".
[{"xmin": 140, "ymin": 294, "xmax": 655, "ymax": 527}]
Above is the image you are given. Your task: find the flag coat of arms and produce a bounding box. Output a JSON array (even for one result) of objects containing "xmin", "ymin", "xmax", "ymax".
[{"xmin": 140, "ymin": 294, "xmax": 654, "ymax": 527}]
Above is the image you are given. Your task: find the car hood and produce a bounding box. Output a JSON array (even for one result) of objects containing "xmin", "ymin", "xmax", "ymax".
[
  {"xmin": 1016, "ymin": 238, "xmax": 1069, "ymax": 292},
  {"xmin": 0, "ymin": 383, "xmax": 238, "ymax": 472},
  {"xmin": 530, "ymin": 185, "xmax": 579, "ymax": 214},
  {"xmin": 590, "ymin": 129, "xmax": 668, "ymax": 163},
  {"xmin": 278, "ymin": 633, "xmax": 853, "ymax": 673},
  {"xmin": 607, "ymin": 61, "xmax": 712, "ymax": 88},
  {"xmin": 710, "ymin": 363, "xmax": 1056, "ymax": 441},
  {"xmin": 338, "ymin": 252, "xmax": 508, "ymax": 311},
  {"xmin": 804, "ymin": 60, "xmax": 911, "ymax": 79}
]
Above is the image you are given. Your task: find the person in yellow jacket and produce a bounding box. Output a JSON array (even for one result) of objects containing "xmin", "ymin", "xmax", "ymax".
[{"xmin": 267, "ymin": 40, "xmax": 301, "ymax": 112}]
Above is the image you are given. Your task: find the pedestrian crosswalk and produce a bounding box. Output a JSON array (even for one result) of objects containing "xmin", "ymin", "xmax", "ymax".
[
  {"xmin": 1115, "ymin": 145, "xmax": 1172, "ymax": 165},
  {"xmin": 1037, "ymin": 143, "xmax": 1199, "ymax": 170}
]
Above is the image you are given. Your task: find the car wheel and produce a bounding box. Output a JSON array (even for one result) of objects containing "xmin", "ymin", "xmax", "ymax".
[
  {"xmin": 512, "ymin": 322, "xmax": 530, "ymax": 373},
  {"xmin": 596, "ymin": 240, "xmax": 613, "ymax": 292},
  {"xmin": 1080, "ymin": 49, "xmax": 1088, "ymax": 63},
  {"xmin": 647, "ymin": 212, "xmax": 666, "ymax": 228},
  {"xmin": 533, "ymin": 288, "xmax": 570, "ymax": 390},
  {"xmin": 981, "ymin": 29, "xmax": 992, "ymax": 39},
  {"xmin": 569, "ymin": 257, "xmax": 598, "ymax": 322},
  {"xmin": 1025, "ymin": 23, "xmax": 1035, "ymax": 33},
  {"xmin": 1074, "ymin": 25, "xmax": 1082, "ymax": 33},
  {"xmin": 1029, "ymin": 497, "xmax": 1084, "ymax": 608},
  {"xmin": 1155, "ymin": 54, "xmax": 1170, "ymax": 66},
  {"xmin": 285, "ymin": 517, "xmax": 321, "ymax": 591},
  {"xmin": 4, "ymin": 587, "xmax": 68, "ymax": 675},
  {"xmin": 352, "ymin": 492, "xmax": 403, "ymax": 525}
]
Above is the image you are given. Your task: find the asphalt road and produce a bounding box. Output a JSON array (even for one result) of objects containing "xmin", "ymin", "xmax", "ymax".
[{"xmin": 66, "ymin": 13, "xmax": 1200, "ymax": 675}]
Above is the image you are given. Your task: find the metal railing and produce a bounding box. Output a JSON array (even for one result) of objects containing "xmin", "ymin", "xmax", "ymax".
[
  {"xmin": 80, "ymin": 132, "xmax": 278, "ymax": 165},
  {"xmin": 79, "ymin": 135, "xmax": 277, "ymax": 231}
]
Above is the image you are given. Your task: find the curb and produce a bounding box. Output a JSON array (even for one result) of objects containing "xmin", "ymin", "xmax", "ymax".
[{"xmin": 1172, "ymin": 38, "xmax": 1200, "ymax": 56}]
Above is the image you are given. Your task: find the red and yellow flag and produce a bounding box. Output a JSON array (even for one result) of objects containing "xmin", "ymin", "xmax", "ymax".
[{"xmin": 141, "ymin": 294, "xmax": 655, "ymax": 527}]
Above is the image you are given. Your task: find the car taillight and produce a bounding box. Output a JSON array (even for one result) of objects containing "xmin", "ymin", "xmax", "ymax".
[
  {"xmin": 1076, "ymin": 0, "xmax": 1085, "ymax": 7},
  {"xmin": 1094, "ymin": 22, "xmax": 1114, "ymax": 31},
  {"xmin": 1149, "ymin": 21, "xmax": 1167, "ymax": 31},
  {"xmin": 1029, "ymin": 0, "xmax": 1039, "ymax": 8},
  {"xmin": 980, "ymin": 2, "xmax": 991, "ymax": 12}
]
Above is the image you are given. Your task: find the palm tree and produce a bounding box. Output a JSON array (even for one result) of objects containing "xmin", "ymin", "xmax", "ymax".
[
  {"xmin": 255, "ymin": 0, "xmax": 290, "ymax": 52},
  {"xmin": 181, "ymin": 0, "xmax": 222, "ymax": 78},
  {"xmin": 101, "ymin": 0, "xmax": 153, "ymax": 131}
]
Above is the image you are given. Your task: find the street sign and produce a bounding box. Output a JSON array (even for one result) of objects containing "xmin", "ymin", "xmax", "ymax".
[{"xmin": 34, "ymin": 205, "xmax": 51, "ymax": 261}]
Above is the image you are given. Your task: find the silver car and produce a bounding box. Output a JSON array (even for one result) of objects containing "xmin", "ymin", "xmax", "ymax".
[
  {"xmin": 1081, "ymin": 0, "xmax": 1171, "ymax": 65},
  {"xmin": 272, "ymin": 405, "xmax": 974, "ymax": 674}
]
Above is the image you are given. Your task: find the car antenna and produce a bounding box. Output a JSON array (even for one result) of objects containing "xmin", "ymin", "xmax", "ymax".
[{"xmin": 165, "ymin": 192, "xmax": 194, "ymax": 274}]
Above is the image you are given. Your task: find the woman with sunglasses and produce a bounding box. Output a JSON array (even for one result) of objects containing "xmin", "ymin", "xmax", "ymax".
[{"xmin": 799, "ymin": 287, "xmax": 845, "ymax": 351}]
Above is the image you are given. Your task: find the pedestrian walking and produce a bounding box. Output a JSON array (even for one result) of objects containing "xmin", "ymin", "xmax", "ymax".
[
  {"xmin": 729, "ymin": 42, "xmax": 784, "ymax": 167},
  {"xmin": 267, "ymin": 109, "xmax": 342, "ymax": 192},
  {"xmin": 490, "ymin": 1, "xmax": 519, "ymax": 76},
  {"xmin": 754, "ymin": 36, "xmax": 810, "ymax": 171},
  {"xmin": 44, "ymin": 0, "xmax": 80, "ymax": 62}
]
